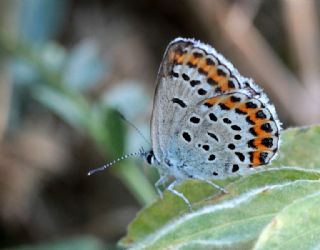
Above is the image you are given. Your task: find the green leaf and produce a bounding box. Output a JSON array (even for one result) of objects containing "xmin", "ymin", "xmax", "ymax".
[
  {"xmin": 271, "ymin": 126, "xmax": 320, "ymax": 168},
  {"xmin": 120, "ymin": 125, "xmax": 320, "ymax": 249},
  {"xmin": 121, "ymin": 177, "xmax": 320, "ymax": 249},
  {"xmin": 254, "ymin": 192, "xmax": 320, "ymax": 249}
]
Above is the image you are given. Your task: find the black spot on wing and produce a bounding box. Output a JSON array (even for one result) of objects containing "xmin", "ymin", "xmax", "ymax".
[
  {"xmin": 245, "ymin": 102, "xmax": 258, "ymax": 109},
  {"xmin": 208, "ymin": 154, "xmax": 216, "ymax": 161},
  {"xmin": 198, "ymin": 88, "xmax": 207, "ymax": 95},
  {"xmin": 172, "ymin": 71, "xmax": 179, "ymax": 78},
  {"xmin": 182, "ymin": 73, "xmax": 190, "ymax": 81},
  {"xmin": 207, "ymin": 77, "xmax": 217, "ymax": 85},
  {"xmin": 235, "ymin": 152, "xmax": 245, "ymax": 162},
  {"xmin": 223, "ymin": 118, "xmax": 232, "ymax": 124},
  {"xmin": 209, "ymin": 113, "xmax": 217, "ymax": 121},
  {"xmin": 256, "ymin": 110, "xmax": 267, "ymax": 119},
  {"xmin": 247, "ymin": 139, "xmax": 256, "ymax": 149},
  {"xmin": 208, "ymin": 132, "xmax": 219, "ymax": 141},
  {"xmin": 249, "ymin": 127, "xmax": 258, "ymax": 136},
  {"xmin": 198, "ymin": 68, "xmax": 207, "ymax": 75},
  {"xmin": 261, "ymin": 138, "xmax": 273, "ymax": 148},
  {"xmin": 234, "ymin": 134, "xmax": 241, "ymax": 140},
  {"xmin": 259, "ymin": 152, "xmax": 268, "ymax": 164},
  {"xmin": 202, "ymin": 145, "xmax": 210, "ymax": 151},
  {"xmin": 189, "ymin": 116, "xmax": 200, "ymax": 124},
  {"xmin": 193, "ymin": 52, "xmax": 203, "ymax": 58},
  {"xmin": 246, "ymin": 116, "xmax": 255, "ymax": 125},
  {"xmin": 232, "ymin": 164, "xmax": 239, "ymax": 172},
  {"xmin": 230, "ymin": 96, "xmax": 241, "ymax": 102},
  {"xmin": 261, "ymin": 123, "xmax": 273, "ymax": 132},
  {"xmin": 228, "ymin": 79, "xmax": 236, "ymax": 88},
  {"xmin": 187, "ymin": 62, "xmax": 197, "ymax": 68},
  {"xmin": 219, "ymin": 103, "xmax": 230, "ymax": 110},
  {"xmin": 190, "ymin": 80, "xmax": 201, "ymax": 87},
  {"xmin": 182, "ymin": 132, "xmax": 191, "ymax": 142},
  {"xmin": 206, "ymin": 58, "xmax": 215, "ymax": 65},
  {"xmin": 235, "ymin": 108, "xmax": 247, "ymax": 115},
  {"xmin": 217, "ymin": 68, "xmax": 227, "ymax": 77},
  {"xmin": 172, "ymin": 98, "xmax": 187, "ymax": 108},
  {"xmin": 231, "ymin": 125, "xmax": 241, "ymax": 131}
]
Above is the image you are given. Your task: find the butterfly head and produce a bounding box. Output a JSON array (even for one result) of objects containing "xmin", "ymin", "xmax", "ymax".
[{"xmin": 140, "ymin": 149, "xmax": 157, "ymax": 165}]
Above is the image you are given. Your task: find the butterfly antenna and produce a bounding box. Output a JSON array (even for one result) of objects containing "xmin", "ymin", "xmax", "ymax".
[
  {"xmin": 87, "ymin": 148, "xmax": 146, "ymax": 176},
  {"xmin": 117, "ymin": 112, "xmax": 151, "ymax": 147}
]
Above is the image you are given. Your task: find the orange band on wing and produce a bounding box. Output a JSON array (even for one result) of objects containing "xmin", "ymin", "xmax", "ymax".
[{"xmin": 170, "ymin": 49, "xmax": 235, "ymax": 93}]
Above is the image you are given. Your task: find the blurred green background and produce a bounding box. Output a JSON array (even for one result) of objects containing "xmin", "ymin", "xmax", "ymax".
[{"xmin": 0, "ymin": 0, "xmax": 319, "ymax": 249}]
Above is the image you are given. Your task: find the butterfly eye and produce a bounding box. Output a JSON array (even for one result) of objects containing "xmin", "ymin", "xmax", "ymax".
[{"xmin": 146, "ymin": 150, "xmax": 155, "ymax": 165}]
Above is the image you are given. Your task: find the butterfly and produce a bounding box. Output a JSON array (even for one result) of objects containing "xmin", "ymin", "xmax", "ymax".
[
  {"xmin": 140, "ymin": 37, "xmax": 281, "ymax": 209},
  {"xmin": 88, "ymin": 37, "xmax": 281, "ymax": 210}
]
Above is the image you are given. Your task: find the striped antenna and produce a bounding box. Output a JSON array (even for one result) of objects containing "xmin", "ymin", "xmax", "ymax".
[{"xmin": 87, "ymin": 148, "xmax": 145, "ymax": 176}]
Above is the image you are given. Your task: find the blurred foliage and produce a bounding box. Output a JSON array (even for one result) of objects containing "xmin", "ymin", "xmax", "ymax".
[
  {"xmin": 2, "ymin": 0, "xmax": 158, "ymax": 199},
  {"xmin": 0, "ymin": 0, "xmax": 158, "ymax": 248},
  {"xmin": 1, "ymin": 0, "xmax": 157, "ymax": 203}
]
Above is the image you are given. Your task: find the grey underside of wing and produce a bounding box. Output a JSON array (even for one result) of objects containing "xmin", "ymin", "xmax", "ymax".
[
  {"xmin": 151, "ymin": 70, "xmax": 279, "ymax": 180},
  {"xmin": 152, "ymin": 69, "xmax": 228, "ymax": 177}
]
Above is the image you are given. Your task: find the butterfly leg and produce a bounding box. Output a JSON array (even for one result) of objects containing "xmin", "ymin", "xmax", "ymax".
[
  {"xmin": 155, "ymin": 175, "xmax": 168, "ymax": 199},
  {"xmin": 167, "ymin": 180, "xmax": 193, "ymax": 211},
  {"xmin": 196, "ymin": 176, "xmax": 228, "ymax": 194}
]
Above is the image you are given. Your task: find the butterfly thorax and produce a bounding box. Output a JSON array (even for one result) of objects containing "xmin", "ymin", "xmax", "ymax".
[{"xmin": 142, "ymin": 149, "xmax": 194, "ymax": 179}]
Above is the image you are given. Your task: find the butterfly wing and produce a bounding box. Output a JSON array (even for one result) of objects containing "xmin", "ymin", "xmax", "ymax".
[
  {"xmin": 175, "ymin": 91, "xmax": 280, "ymax": 178},
  {"xmin": 151, "ymin": 38, "xmax": 280, "ymax": 179}
]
